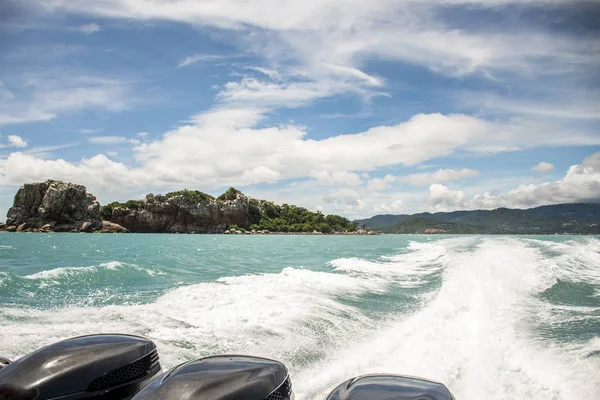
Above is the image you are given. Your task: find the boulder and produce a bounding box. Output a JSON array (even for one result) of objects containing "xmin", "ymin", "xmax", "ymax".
[
  {"xmin": 81, "ymin": 221, "xmax": 94, "ymax": 232},
  {"xmin": 99, "ymin": 221, "xmax": 129, "ymax": 233}
]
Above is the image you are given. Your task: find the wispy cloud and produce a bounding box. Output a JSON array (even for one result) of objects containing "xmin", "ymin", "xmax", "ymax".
[
  {"xmin": 177, "ymin": 54, "xmax": 225, "ymax": 68},
  {"xmin": 88, "ymin": 136, "xmax": 128, "ymax": 144},
  {"xmin": 23, "ymin": 143, "xmax": 79, "ymax": 158},
  {"xmin": 72, "ymin": 23, "xmax": 101, "ymax": 34},
  {"xmin": 402, "ymin": 168, "xmax": 480, "ymax": 186},
  {"xmin": 78, "ymin": 128, "xmax": 103, "ymax": 134},
  {"xmin": 0, "ymin": 72, "xmax": 135, "ymax": 126}
]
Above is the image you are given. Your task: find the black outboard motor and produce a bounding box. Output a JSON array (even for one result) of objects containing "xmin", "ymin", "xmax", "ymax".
[
  {"xmin": 325, "ymin": 374, "xmax": 455, "ymax": 400},
  {"xmin": 0, "ymin": 334, "xmax": 161, "ymax": 400},
  {"xmin": 132, "ymin": 355, "xmax": 293, "ymax": 400}
]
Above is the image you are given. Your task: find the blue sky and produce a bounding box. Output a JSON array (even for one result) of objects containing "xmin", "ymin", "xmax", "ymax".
[{"xmin": 1, "ymin": 0, "xmax": 599, "ymax": 218}]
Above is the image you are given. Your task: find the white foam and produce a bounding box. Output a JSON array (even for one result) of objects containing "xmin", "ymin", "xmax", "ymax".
[
  {"xmin": 328, "ymin": 240, "xmax": 465, "ymax": 288},
  {"xmin": 295, "ymin": 238, "xmax": 600, "ymax": 400},
  {"xmin": 0, "ymin": 267, "xmax": 382, "ymax": 369},
  {"xmin": 528, "ymin": 237, "xmax": 600, "ymax": 284}
]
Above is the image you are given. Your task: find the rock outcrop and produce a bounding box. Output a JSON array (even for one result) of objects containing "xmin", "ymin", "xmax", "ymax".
[
  {"xmin": 2, "ymin": 181, "xmax": 364, "ymax": 234},
  {"xmin": 109, "ymin": 194, "xmax": 249, "ymax": 233},
  {"xmin": 5, "ymin": 181, "xmax": 103, "ymax": 232}
]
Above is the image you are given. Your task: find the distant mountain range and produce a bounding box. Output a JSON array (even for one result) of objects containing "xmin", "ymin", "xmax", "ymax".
[{"xmin": 355, "ymin": 203, "xmax": 600, "ymax": 234}]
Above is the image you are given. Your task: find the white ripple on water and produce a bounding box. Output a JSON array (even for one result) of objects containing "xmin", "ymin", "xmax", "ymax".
[
  {"xmin": 0, "ymin": 237, "xmax": 598, "ymax": 400},
  {"xmin": 20, "ymin": 261, "xmax": 162, "ymax": 281}
]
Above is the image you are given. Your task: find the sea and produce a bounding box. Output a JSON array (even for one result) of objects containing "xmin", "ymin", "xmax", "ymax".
[{"xmin": 0, "ymin": 233, "xmax": 599, "ymax": 399}]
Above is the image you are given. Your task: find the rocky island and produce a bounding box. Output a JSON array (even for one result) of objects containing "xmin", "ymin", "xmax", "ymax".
[{"xmin": 0, "ymin": 180, "xmax": 369, "ymax": 234}]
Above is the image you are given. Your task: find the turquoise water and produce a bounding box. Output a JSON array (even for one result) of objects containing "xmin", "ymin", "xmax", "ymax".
[{"xmin": 1, "ymin": 234, "xmax": 599, "ymax": 399}]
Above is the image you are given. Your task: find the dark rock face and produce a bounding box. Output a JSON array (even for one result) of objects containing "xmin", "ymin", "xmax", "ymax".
[
  {"xmin": 5, "ymin": 181, "xmax": 102, "ymax": 232},
  {"xmin": 109, "ymin": 195, "xmax": 249, "ymax": 233}
]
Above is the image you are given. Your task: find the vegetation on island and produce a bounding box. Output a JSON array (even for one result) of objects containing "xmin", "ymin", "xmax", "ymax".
[{"xmin": 246, "ymin": 199, "xmax": 357, "ymax": 233}]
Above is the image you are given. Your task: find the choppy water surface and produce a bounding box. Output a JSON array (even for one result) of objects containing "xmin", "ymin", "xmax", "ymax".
[{"xmin": 1, "ymin": 234, "xmax": 599, "ymax": 399}]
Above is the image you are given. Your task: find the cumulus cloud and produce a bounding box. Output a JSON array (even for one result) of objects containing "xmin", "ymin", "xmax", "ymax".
[
  {"xmin": 0, "ymin": 135, "xmax": 28, "ymax": 149},
  {"xmin": 374, "ymin": 199, "xmax": 406, "ymax": 213},
  {"xmin": 423, "ymin": 184, "xmax": 466, "ymax": 211},
  {"xmin": 323, "ymin": 188, "xmax": 362, "ymax": 206},
  {"xmin": 404, "ymin": 168, "xmax": 479, "ymax": 186},
  {"xmin": 471, "ymin": 152, "xmax": 600, "ymax": 209},
  {"xmin": 531, "ymin": 161, "xmax": 554, "ymax": 173},
  {"xmin": 366, "ymin": 175, "xmax": 396, "ymax": 192},
  {"xmin": 1, "ymin": 105, "xmax": 598, "ymax": 196}
]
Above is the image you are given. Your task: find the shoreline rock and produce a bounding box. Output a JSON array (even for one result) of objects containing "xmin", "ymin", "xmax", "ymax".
[
  {"xmin": 4, "ymin": 181, "xmax": 102, "ymax": 233},
  {"xmin": 2, "ymin": 181, "xmax": 373, "ymax": 235}
]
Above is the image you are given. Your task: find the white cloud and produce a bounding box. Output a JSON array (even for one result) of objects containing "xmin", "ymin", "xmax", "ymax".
[
  {"xmin": 471, "ymin": 152, "xmax": 600, "ymax": 209},
  {"xmin": 366, "ymin": 175, "xmax": 396, "ymax": 192},
  {"xmin": 2, "ymin": 107, "xmax": 598, "ymax": 196},
  {"xmin": 0, "ymin": 74, "xmax": 133, "ymax": 126},
  {"xmin": 136, "ymin": 131, "xmax": 148, "ymax": 137},
  {"xmin": 310, "ymin": 170, "xmax": 362, "ymax": 186},
  {"xmin": 374, "ymin": 199, "xmax": 405, "ymax": 213},
  {"xmin": 531, "ymin": 161, "xmax": 554, "ymax": 173},
  {"xmin": 22, "ymin": 143, "xmax": 79, "ymax": 159},
  {"xmin": 423, "ymin": 183, "xmax": 466, "ymax": 211},
  {"xmin": 8, "ymin": 135, "xmax": 27, "ymax": 148},
  {"xmin": 78, "ymin": 128, "xmax": 103, "ymax": 134},
  {"xmin": 0, "ymin": 135, "xmax": 28, "ymax": 149},
  {"xmin": 245, "ymin": 67, "xmax": 283, "ymax": 81},
  {"xmin": 0, "ymin": 153, "xmax": 144, "ymax": 190},
  {"xmin": 73, "ymin": 23, "xmax": 101, "ymax": 34},
  {"xmin": 404, "ymin": 168, "xmax": 479, "ymax": 186},
  {"xmin": 323, "ymin": 188, "xmax": 362, "ymax": 206},
  {"xmin": 88, "ymin": 136, "xmax": 128, "ymax": 144},
  {"xmin": 28, "ymin": 0, "xmax": 598, "ymax": 120},
  {"xmin": 177, "ymin": 54, "xmax": 225, "ymax": 68}
]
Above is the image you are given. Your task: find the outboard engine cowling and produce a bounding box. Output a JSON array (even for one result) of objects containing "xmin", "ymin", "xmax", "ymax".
[
  {"xmin": 0, "ymin": 334, "xmax": 161, "ymax": 400},
  {"xmin": 132, "ymin": 355, "xmax": 293, "ymax": 400},
  {"xmin": 325, "ymin": 374, "xmax": 455, "ymax": 400}
]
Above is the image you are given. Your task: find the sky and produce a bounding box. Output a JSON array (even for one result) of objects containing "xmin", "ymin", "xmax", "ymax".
[{"xmin": 0, "ymin": 0, "xmax": 599, "ymax": 219}]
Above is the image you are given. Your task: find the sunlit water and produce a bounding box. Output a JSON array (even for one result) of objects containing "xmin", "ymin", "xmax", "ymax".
[{"xmin": 1, "ymin": 233, "xmax": 599, "ymax": 399}]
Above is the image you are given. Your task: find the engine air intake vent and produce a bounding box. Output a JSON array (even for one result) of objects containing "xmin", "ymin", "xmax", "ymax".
[
  {"xmin": 88, "ymin": 350, "xmax": 159, "ymax": 391},
  {"xmin": 264, "ymin": 376, "xmax": 292, "ymax": 400}
]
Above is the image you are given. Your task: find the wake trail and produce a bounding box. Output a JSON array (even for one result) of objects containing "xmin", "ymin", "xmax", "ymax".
[{"xmin": 295, "ymin": 237, "xmax": 600, "ymax": 400}]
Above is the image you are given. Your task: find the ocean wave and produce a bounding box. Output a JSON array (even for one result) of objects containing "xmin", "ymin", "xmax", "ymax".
[
  {"xmin": 21, "ymin": 261, "xmax": 163, "ymax": 281},
  {"xmin": 328, "ymin": 239, "xmax": 471, "ymax": 288},
  {"xmin": 527, "ymin": 238, "xmax": 600, "ymax": 284}
]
